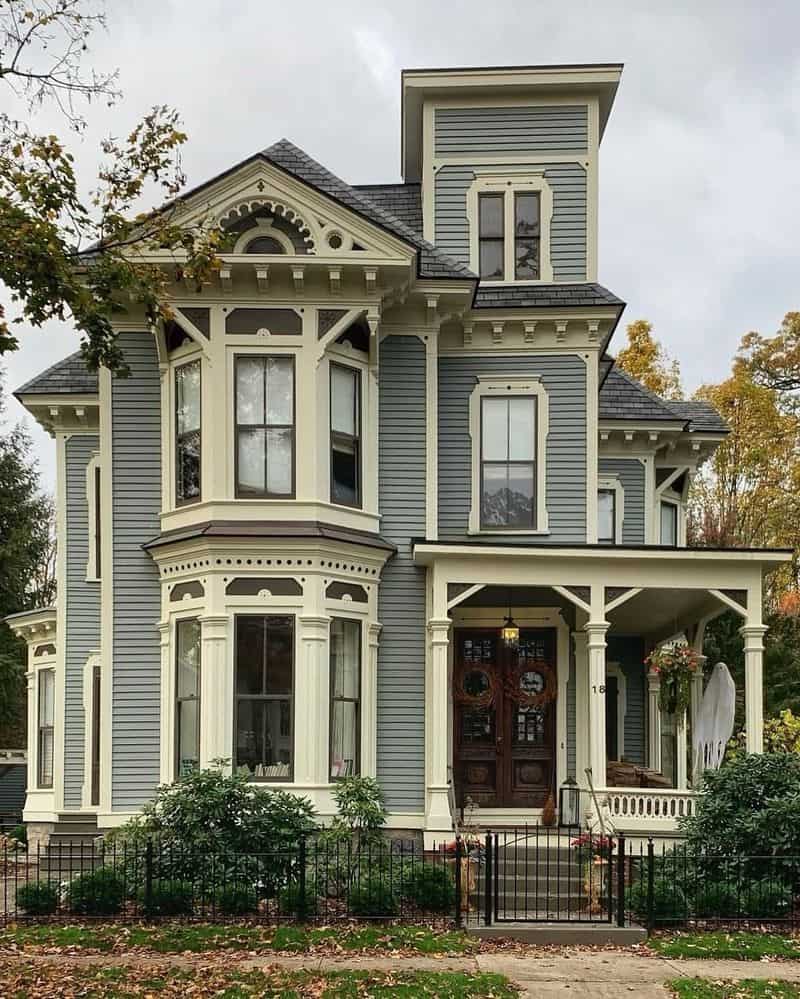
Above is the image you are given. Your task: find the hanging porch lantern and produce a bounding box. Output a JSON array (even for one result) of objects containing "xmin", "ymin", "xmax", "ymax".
[{"xmin": 501, "ymin": 588, "xmax": 519, "ymax": 648}]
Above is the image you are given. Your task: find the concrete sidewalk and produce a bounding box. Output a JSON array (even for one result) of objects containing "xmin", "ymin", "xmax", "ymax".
[{"xmin": 5, "ymin": 948, "xmax": 800, "ymax": 997}]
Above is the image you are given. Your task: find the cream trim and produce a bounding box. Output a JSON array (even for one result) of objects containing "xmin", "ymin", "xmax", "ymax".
[
  {"xmin": 467, "ymin": 374, "xmax": 549, "ymax": 535},
  {"xmin": 598, "ymin": 475, "xmax": 625, "ymax": 544},
  {"xmin": 425, "ymin": 332, "xmax": 439, "ymax": 539},
  {"xmin": 98, "ymin": 367, "xmax": 114, "ymax": 816},
  {"xmin": 466, "ymin": 169, "xmax": 554, "ymax": 284},
  {"xmin": 585, "ymin": 352, "xmax": 599, "ymax": 542},
  {"xmin": 81, "ymin": 652, "xmax": 101, "ymax": 811},
  {"xmin": 232, "ymin": 222, "xmax": 296, "ymax": 256},
  {"xmin": 53, "ymin": 433, "xmax": 68, "ymax": 811},
  {"xmin": 84, "ymin": 452, "xmax": 101, "ymax": 581}
]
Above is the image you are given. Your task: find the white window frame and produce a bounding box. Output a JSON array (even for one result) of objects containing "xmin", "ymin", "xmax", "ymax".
[
  {"xmin": 598, "ymin": 475, "xmax": 625, "ymax": 545},
  {"xmin": 467, "ymin": 168, "xmax": 554, "ymax": 284},
  {"xmin": 85, "ymin": 452, "xmax": 101, "ymax": 582},
  {"xmin": 468, "ymin": 374, "xmax": 549, "ymax": 535},
  {"xmin": 660, "ymin": 494, "xmax": 681, "ymax": 546}
]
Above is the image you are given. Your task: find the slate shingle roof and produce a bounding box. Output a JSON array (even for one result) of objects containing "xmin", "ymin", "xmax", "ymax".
[
  {"xmin": 353, "ymin": 184, "xmax": 423, "ymax": 235},
  {"xmin": 599, "ymin": 366, "xmax": 728, "ymax": 433},
  {"xmin": 261, "ymin": 141, "xmax": 474, "ymax": 281},
  {"xmin": 473, "ymin": 283, "xmax": 624, "ymax": 309},
  {"xmin": 14, "ymin": 351, "xmax": 97, "ymax": 397}
]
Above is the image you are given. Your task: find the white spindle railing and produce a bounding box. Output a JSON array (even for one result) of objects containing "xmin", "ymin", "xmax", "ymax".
[{"xmin": 597, "ymin": 787, "xmax": 698, "ymax": 832}]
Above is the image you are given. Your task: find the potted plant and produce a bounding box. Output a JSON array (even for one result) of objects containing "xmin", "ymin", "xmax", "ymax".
[{"xmin": 645, "ymin": 645, "xmax": 702, "ymax": 715}]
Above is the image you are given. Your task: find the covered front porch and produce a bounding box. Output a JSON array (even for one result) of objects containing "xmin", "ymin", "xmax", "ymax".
[{"xmin": 414, "ymin": 542, "xmax": 789, "ymax": 846}]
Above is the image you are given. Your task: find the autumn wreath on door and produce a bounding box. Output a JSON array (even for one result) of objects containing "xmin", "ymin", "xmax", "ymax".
[
  {"xmin": 504, "ymin": 662, "xmax": 557, "ymax": 707},
  {"xmin": 455, "ymin": 663, "xmax": 498, "ymax": 706}
]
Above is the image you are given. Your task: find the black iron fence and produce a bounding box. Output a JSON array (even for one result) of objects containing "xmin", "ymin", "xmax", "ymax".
[{"xmin": 2, "ymin": 828, "xmax": 800, "ymax": 930}]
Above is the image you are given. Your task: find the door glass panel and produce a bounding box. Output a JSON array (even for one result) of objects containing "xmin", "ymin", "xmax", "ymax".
[
  {"xmin": 461, "ymin": 708, "xmax": 495, "ymax": 744},
  {"xmin": 515, "ymin": 706, "xmax": 546, "ymax": 744}
]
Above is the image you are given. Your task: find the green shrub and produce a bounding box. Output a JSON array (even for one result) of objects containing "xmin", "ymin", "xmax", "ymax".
[
  {"xmin": 215, "ymin": 884, "xmax": 259, "ymax": 916},
  {"xmin": 278, "ymin": 879, "xmax": 316, "ymax": 918},
  {"xmin": 742, "ymin": 879, "xmax": 793, "ymax": 919},
  {"xmin": 692, "ymin": 880, "xmax": 742, "ymax": 919},
  {"xmin": 401, "ymin": 864, "xmax": 455, "ymax": 913},
  {"xmin": 16, "ymin": 880, "xmax": 58, "ymax": 915},
  {"xmin": 139, "ymin": 879, "xmax": 194, "ymax": 917},
  {"xmin": 67, "ymin": 867, "xmax": 126, "ymax": 916},
  {"xmin": 9, "ymin": 824, "xmax": 27, "ymax": 846},
  {"xmin": 347, "ymin": 877, "xmax": 398, "ymax": 918},
  {"xmin": 625, "ymin": 878, "xmax": 687, "ymax": 926}
]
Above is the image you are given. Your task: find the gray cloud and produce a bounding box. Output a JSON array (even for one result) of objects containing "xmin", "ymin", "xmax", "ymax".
[{"xmin": 3, "ymin": 0, "xmax": 799, "ymax": 489}]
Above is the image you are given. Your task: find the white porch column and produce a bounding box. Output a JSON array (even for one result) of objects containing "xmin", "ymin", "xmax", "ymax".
[
  {"xmin": 296, "ymin": 614, "xmax": 331, "ymax": 784},
  {"xmin": 675, "ymin": 711, "xmax": 688, "ymax": 789},
  {"xmin": 741, "ymin": 624, "xmax": 768, "ymax": 754},
  {"xmin": 690, "ymin": 657, "xmax": 706, "ymax": 783},
  {"xmin": 361, "ymin": 622, "xmax": 382, "ymax": 779},
  {"xmin": 647, "ymin": 669, "xmax": 663, "ymax": 773},
  {"xmin": 572, "ymin": 630, "xmax": 589, "ymax": 788},
  {"xmin": 199, "ymin": 614, "xmax": 230, "ymax": 768},
  {"xmin": 425, "ymin": 617, "xmax": 453, "ymax": 845},
  {"xmin": 585, "ymin": 619, "xmax": 609, "ymax": 788}
]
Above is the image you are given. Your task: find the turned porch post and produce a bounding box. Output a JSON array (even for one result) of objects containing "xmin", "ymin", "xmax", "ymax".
[{"xmin": 585, "ymin": 613, "xmax": 609, "ymax": 789}]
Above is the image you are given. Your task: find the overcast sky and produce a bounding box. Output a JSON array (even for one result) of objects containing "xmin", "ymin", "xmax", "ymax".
[{"xmin": 3, "ymin": 0, "xmax": 799, "ymax": 490}]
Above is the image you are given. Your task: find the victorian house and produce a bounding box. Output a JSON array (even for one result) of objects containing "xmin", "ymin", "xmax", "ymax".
[{"xmin": 7, "ymin": 63, "xmax": 788, "ymax": 848}]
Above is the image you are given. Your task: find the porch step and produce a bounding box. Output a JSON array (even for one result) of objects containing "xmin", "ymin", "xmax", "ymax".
[{"xmin": 468, "ymin": 921, "xmax": 646, "ymax": 946}]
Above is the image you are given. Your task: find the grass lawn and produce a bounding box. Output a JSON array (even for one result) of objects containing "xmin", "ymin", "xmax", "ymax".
[
  {"xmin": 0, "ymin": 962, "xmax": 518, "ymax": 998},
  {"xmin": 0, "ymin": 921, "xmax": 477, "ymax": 955},
  {"xmin": 671, "ymin": 980, "xmax": 800, "ymax": 998},
  {"xmin": 651, "ymin": 932, "xmax": 800, "ymax": 961}
]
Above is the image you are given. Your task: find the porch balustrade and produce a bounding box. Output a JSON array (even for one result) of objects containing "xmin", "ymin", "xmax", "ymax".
[{"xmin": 598, "ymin": 786, "xmax": 697, "ymax": 831}]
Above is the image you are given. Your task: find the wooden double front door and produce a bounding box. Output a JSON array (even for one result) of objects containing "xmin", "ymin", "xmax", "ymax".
[{"xmin": 453, "ymin": 628, "xmax": 557, "ymax": 809}]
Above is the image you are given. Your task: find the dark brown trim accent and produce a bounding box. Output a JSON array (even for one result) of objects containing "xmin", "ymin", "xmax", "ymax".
[
  {"xmin": 226, "ymin": 577, "xmax": 303, "ymax": 597},
  {"xmin": 326, "ymin": 581, "xmax": 368, "ymax": 603},
  {"xmin": 170, "ymin": 581, "xmax": 205, "ymax": 601}
]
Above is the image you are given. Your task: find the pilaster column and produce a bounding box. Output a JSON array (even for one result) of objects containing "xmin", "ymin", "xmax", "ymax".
[
  {"xmin": 585, "ymin": 620, "xmax": 609, "ymax": 788},
  {"xmin": 647, "ymin": 669, "xmax": 662, "ymax": 772},
  {"xmin": 199, "ymin": 615, "xmax": 229, "ymax": 769},
  {"xmin": 157, "ymin": 622, "xmax": 172, "ymax": 782},
  {"xmin": 362, "ymin": 622, "xmax": 382, "ymax": 779},
  {"xmin": 572, "ymin": 630, "xmax": 589, "ymax": 787},
  {"xmin": 297, "ymin": 614, "xmax": 331, "ymax": 785},
  {"xmin": 425, "ymin": 617, "xmax": 452, "ymax": 844},
  {"xmin": 741, "ymin": 624, "xmax": 768, "ymax": 754}
]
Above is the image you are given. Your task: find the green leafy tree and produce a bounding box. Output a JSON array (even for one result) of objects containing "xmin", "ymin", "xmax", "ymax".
[
  {"xmin": 615, "ymin": 319, "xmax": 683, "ymax": 400},
  {"xmin": 0, "ymin": 1, "xmax": 222, "ymax": 374},
  {"xmin": 0, "ymin": 367, "xmax": 55, "ymax": 746}
]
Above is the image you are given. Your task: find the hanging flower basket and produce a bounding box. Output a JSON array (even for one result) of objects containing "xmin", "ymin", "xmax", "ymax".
[{"xmin": 645, "ymin": 645, "xmax": 701, "ymax": 715}]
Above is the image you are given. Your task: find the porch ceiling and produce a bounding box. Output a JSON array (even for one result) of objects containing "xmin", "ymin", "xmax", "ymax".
[{"xmin": 606, "ymin": 587, "xmax": 726, "ymax": 640}]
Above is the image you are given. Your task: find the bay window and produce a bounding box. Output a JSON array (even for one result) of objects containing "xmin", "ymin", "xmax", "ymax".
[
  {"xmin": 330, "ymin": 619, "xmax": 361, "ymax": 779},
  {"xmin": 37, "ymin": 669, "xmax": 55, "ymax": 788},
  {"xmin": 235, "ymin": 356, "xmax": 295, "ymax": 498},
  {"xmin": 480, "ymin": 395, "xmax": 536, "ymax": 529},
  {"xmin": 330, "ymin": 363, "xmax": 361, "ymax": 507},
  {"xmin": 175, "ymin": 359, "xmax": 201, "ymax": 504},
  {"xmin": 235, "ymin": 615, "xmax": 293, "ymax": 780},
  {"xmin": 175, "ymin": 618, "xmax": 201, "ymax": 778}
]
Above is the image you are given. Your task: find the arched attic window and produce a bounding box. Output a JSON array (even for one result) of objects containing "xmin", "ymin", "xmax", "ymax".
[{"xmin": 245, "ymin": 235, "xmax": 286, "ymax": 254}]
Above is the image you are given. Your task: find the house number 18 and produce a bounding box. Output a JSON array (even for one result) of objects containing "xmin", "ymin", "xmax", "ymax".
[{"xmin": 592, "ymin": 684, "xmax": 606, "ymax": 693}]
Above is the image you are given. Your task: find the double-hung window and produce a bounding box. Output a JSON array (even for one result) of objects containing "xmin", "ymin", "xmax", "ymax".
[
  {"xmin": 330, "ymin": 619, "xmax": 361, "ymax": 779},
  {"xmin": 175, "ymin": 618, "xmax": 201, "ymax": 778},
  {"xmin": 330, "ymin": 363, "xmax": 361, "ymax": 507},
  {"xmin": 598, "ymin": 488, "xmax": 616, "ymax": 544},
  {"xmin": 472, "ymin": 175, "xmax": 553, "ymax": 282},
  {"xmin": 514, "ymin": 192, "xmax": 540, "ymax": 280},
  {"xmin": 235, "ymin": 615, "xmax": 293, "ymax": 780},
  {"xmin": 175, "ymin": 359, "xmax": 201, "ymax": 504},
  {"xmin": 235, "ymin": 356, "xmax": 295, "ymax": 497},
  {"xmin": 480, "ymin": 396, "xmax": 537, "ymax": 529},
  {"xmin": 478, "ymin": 194, "xmax": 505, "ymax": 280},
  {"xmin": 37, "ymin": 669, "xmax": 55, "ymax": 788}
]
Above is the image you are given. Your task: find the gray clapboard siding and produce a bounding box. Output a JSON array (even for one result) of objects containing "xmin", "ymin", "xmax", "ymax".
[
  {"xmin": 438, "ymin": 354, "xmax": 586, "ymax": 544},
  {"xmin": 111, "ymin": 333, "xmax": 162, "ymax": 810},
  {"xmin": 377, "ymin": 335, "xmax": 427, "ymax": 812},
  {"xmin": 607, "ymin": 636, "xmax": 646, "ymax": 765},
  {"xmin": 64, "ymin": 435, "xmax": 100, "ymax": 809},
  {"xmin": 434, "ymin": 163, "xmax": 587, "ymax": 281},
  {"xmin": 434, "ymin": 105, "xmax": 589, "ymax": 155},
  {"xmin": 599, "ymin": 458, "xmax": 646, "ymax": 544},
  {"xmin": 0, "ymin": 764, "xmax": 26, "ymax": 816}
]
